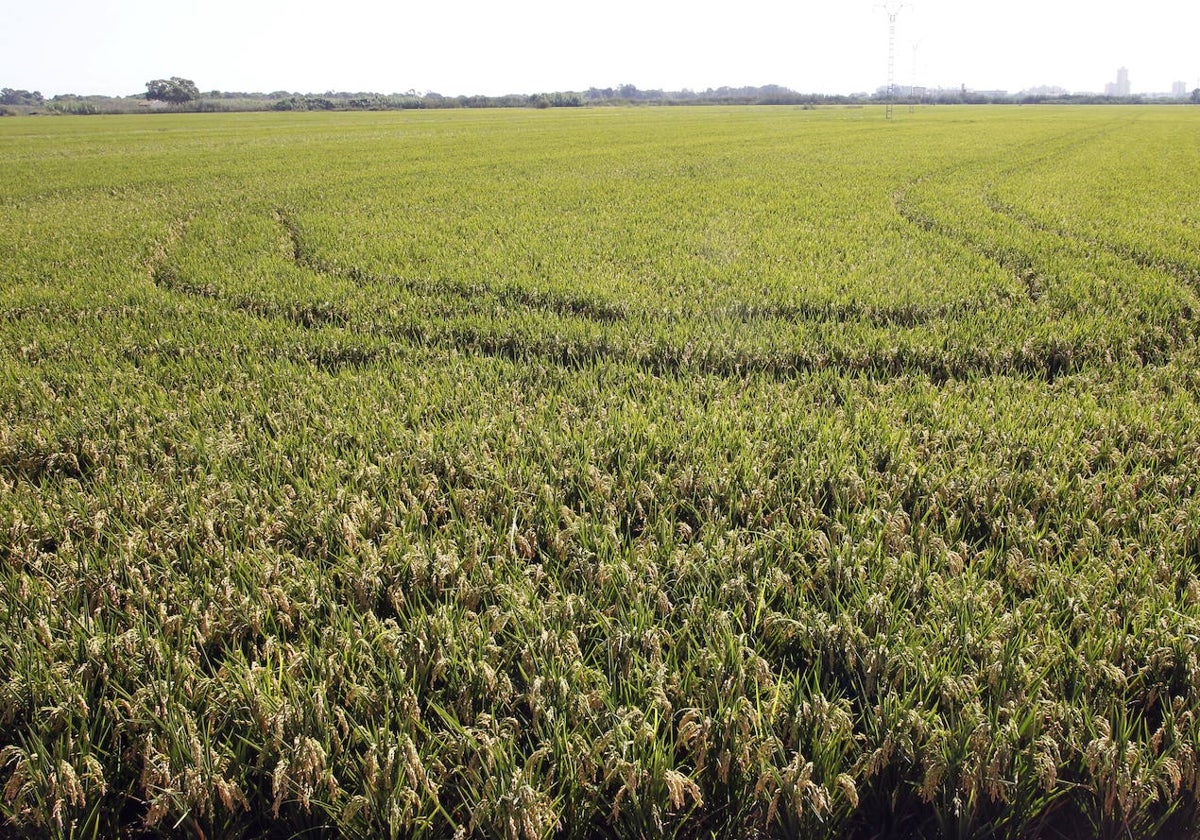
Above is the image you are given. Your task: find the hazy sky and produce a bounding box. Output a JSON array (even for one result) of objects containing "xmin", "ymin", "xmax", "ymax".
[{"xmin": 2, "ymin": 0, "xmax": 1196, "ymax": 97}]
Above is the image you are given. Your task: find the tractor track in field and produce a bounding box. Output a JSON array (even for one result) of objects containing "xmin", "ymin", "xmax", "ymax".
[
  {"xmin": 134, "ymin": 205, "xmax": 1164, "ymax": 383},
  {"xmin": 890, "ymin": 120, "xmax": 1135, "ymax": 306},
  {"xmin": 982, "ymin": 192, "xmax": 1200, "ymax": 303},
  {"xmin": 270, "ymin": 206, "xmax": 631, "ymax": 325},
  {"xmin": 890, "ymin": 192, "xmax": 1047, "ymax": 305},
  {"xmin": 144, "ymin": 211, "xmax": 198, "ymax": 291},
  {"xmin": 890, "ymin": 113, "xmax": 1200, "ymax": 356}
]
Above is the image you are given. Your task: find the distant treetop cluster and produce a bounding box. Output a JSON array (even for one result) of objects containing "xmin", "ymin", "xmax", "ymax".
[
  {"xmin": 0, "ymin": 88, "xmax": 44, "ymax": 106},
  {"xmin": 144, "ymin": 77, "xmax": 200, "ymax": 104}
]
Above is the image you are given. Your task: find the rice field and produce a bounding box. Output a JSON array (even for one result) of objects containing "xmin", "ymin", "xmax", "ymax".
[{"xmin": 2, "ymin": 105, "xmax": 1200, "ymax": 838}]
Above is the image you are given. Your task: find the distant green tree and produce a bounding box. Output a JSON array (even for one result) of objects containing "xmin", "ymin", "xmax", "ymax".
[
  {"xmin": 145, "ymin": 77, "xmax": 200, "ymax": 104},
  {"xmin": 1192, "ymin": 89, "xmax": 1200, "ymax": 104},
  {"xmin": 0, "ymin": 88, "xmax": 44, "ymax": 106}
]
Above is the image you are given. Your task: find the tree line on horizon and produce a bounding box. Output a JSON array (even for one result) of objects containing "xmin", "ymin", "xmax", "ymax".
[{"xmin": 3, "ymin": 78, "xmax": 1200, "ymax": 116}]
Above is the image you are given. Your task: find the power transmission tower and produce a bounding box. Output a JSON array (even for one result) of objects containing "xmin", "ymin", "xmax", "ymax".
[
  {"xmin": 878, "ymin": 3, "xmax": 907, "ymax": 120},
  {"xmin": 909, "ymin": 40, "xmax": 921, "ymax": 112}
]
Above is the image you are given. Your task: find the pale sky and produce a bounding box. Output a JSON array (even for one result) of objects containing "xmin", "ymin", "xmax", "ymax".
[{"xmin": 2, "ymin": 0, "xmax": 1196, "ymax": 98}]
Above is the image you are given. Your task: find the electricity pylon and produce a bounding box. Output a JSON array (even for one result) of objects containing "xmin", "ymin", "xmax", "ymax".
[{"xmin": 878, "ymin": 3, "xmax": 907, "ymax": 120}]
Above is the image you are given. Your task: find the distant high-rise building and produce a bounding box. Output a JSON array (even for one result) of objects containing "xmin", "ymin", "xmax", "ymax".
[
  {"xmin": 1173, "ymin": 81, "xmax": 1188, "ymax": 98},
  {"xmin": 1106, "ymin": 67, "xmax": 1131, "ymax": 97}
]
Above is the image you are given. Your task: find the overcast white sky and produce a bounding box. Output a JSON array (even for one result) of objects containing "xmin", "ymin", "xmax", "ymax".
[{"xmin": 2, "ymin": 0, "xmax": 1196, "ymax": 97}]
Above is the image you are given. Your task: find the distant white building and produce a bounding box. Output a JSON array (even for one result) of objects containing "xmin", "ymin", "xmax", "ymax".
[
  {"xmin": 1021, "ymin": 85, "xmax": 1068, "ymax": 97},
  {"xmin": 1105, "ymin": 67, "xmax": 1132, "ymax": 96},
  {"xmin": 1173, "ymin": 81, "xmax": 1188, "ymax": 98}
]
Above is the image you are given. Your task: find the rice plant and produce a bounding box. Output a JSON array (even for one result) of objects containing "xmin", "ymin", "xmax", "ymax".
[{"xmin": 2, "ymin": 105, "xmax": 1200, "ymax": 838}]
